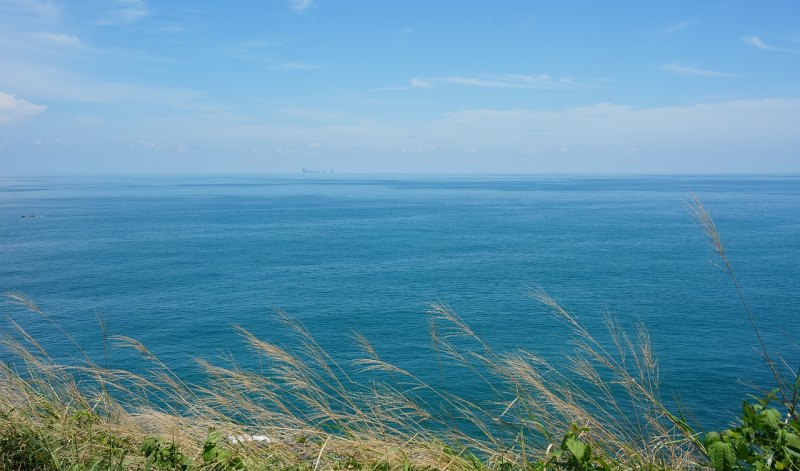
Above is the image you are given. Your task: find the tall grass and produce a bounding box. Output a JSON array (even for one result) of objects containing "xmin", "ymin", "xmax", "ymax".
[
  {"xmin": 688, "ymin": 194, "xmax": 799, "ymax": 419},
  {"xmin": 0, "ymin": 290, "xmax": 703, "ymax": 469},
  {"xmin": 0, "ymin": 198, "xmax": 795, "ymax": 470}
]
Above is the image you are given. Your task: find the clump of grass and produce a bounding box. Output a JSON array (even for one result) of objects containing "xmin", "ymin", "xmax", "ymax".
[
  {"xmin": 0, "ymin": 197, "xmax": 795, "ymax": 470},
  {"xmin": 0, "ymin": 293, "xmax": 702, "ymax": 470}
]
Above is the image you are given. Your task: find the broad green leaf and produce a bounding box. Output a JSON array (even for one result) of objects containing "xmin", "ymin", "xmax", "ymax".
[
  {"xmin": 565, "ymin": 437, "xmax": 587, "ymax": 463},
  {"xmin": 761, "ymin": 408, "xmax": 781, "ymax": 430},
  {"xmin": 708, "ymin": 441, "xmax": 736, "ymax": 471},
  {"xmin": 785, "ymin": 432, "xmax": 800, "ymax": 451},
  {"xmin": 706, "ymin": 432, "xmax": 722, "ymax": 446}
]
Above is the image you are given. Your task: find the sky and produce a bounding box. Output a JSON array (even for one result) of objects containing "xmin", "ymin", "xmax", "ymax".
[{"xmin": 1, "ymin": 0, "xmax": 799, "ymax": 174}]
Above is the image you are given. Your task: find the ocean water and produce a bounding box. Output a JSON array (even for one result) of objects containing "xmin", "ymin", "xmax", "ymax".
[{"xmin": 1, "ymin": 175, "xmax": 798, "ymax": 431}]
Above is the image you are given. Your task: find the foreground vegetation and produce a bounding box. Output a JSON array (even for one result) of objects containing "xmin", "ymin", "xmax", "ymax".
[{"xmin": 1, "ymin": 198, "xmax": 798, "ymax": 470}]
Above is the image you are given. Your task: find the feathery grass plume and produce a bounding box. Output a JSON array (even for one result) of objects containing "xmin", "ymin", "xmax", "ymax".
[
  {"xmin": 523, "ymin": 288, "xmax": 703, "ymax": 468},
  {"xmin": 1, "ymin": 286, "xmax": 708, "ymax": 469},
  {"xmin": 688, "ymin": 193, "xmax": 798, "ymax": 418}
]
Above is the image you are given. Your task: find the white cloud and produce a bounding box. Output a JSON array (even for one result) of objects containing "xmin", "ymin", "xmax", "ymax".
[
  {"xmin": 657, "ymin": 20, "xmax": 696, "ymax": 35},
  {"xmin": 742, "ymin": 36, "xmax": 798, "ymax": 53},
  {"xmin": 11, "ymin": 97, "xmax": 797, "ymax": 173},
  {"xmin": 743, "ymin": 36, "xmax": 774, "ymax": 50},
  {"xmin": 155, "ymin": 24, "xmax": 188, "ymax": 33},
  {"xmin": 448, "ymin": 74, "xmax": 577, "ymax": 89},
  {"xmin": 278, "ymin": 107, "xmax": 351, "ymax": 122},
  {"xmin": 28, "ymin": 31, "xmax": 80, "ymax": 45},
  {"xmin": 291, "ymin": 0, "xmax": 313, "ymax": 12},
  {"xmin": 0, "ymin": 60, "xmax": 202, "ymax": 105},
  {"xmin": 97, "ymin": 0, "xmax": 148, "ymax": 25},
  {"xmin": 274, "ymin": 62, "xmax": 323, "ymax": 70},
  {"xmin": 410, "ymin": 77, "xmax": 431, "ymax": 88},
  {"xmin": 0, "ymin": 92, "xmax": 46, "ymax": 124},
  {"xmin": 421, "ymin": 99, "xmax": 800, "ymax": 168},
  {"xmin": 373, "ymin": 85, "xmax": 413, "ymax": 91},
  {"xmin": 199, "ymin": 98, "xmax": 800, "ymax": 172},
  {"xmin": 2, "ymin": 0, "xmax": 60, "ymax": 20},
  {"xmin": 660, "ymin": 62, "xmax": 734, "ymax": 78},
  {"xmin": 410, "ymin": 74, "xmax": 583, "ymax": 90}
]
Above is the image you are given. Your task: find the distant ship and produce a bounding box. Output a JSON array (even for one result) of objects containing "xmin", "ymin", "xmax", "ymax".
[{"xmin": 301, "ymin": 168, "xmax": 333, "ymax": 174}]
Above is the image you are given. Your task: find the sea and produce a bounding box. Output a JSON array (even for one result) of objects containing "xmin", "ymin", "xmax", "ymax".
[{"xmin": 1, "ymin": 174, "xmax": 798, "ymax": 432}]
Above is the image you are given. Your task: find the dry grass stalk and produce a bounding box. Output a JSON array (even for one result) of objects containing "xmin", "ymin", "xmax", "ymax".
[
  {"xmin": 1, "ymin": 286, "xmax": 706, "ymax": 469},
  {"xmin": 687, "ymin": 193, "xmax": 796, "ymax": 417}
]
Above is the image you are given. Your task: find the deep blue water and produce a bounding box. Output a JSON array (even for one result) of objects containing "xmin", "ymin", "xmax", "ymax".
[{"xmin": 1, "ymin": 175, "xmax": 798, "ymax": 431}]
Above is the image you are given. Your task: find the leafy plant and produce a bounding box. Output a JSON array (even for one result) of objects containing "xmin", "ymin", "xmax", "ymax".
[
  {"xmin": 142, "ymin": 436, "xmax": 192, "ymax": 471},
  {"xmin": 202, "ymin": 430, "xmax": 246, "ymax": 470},
  {"xmin": 705, "ymin": 392, "xmax": 800, "ymax": 470},
  {"xmin": 538, "ymin": 426, "xmax": 611, "ymax": 471}
]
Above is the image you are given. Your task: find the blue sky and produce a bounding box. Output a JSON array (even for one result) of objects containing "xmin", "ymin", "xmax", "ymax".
[{"xmin": 1, "ymin": 0, "xmax": 799, "ymax": 174}]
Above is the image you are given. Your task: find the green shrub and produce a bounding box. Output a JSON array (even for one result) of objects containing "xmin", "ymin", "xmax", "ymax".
[
  {"xmin": 142, "ymin": 436, "xmax": 192, "ymax": 470},
  {"xmin": 202, "ymin": 430, "xmax": 246, "ymax": 470},
  {"xmin": 705, "ymin": 393, "xmax": 800, "ymax": 471},
  {"xmin": 535, "ymin": 426, "xmax": 611, "ymax": 471}
]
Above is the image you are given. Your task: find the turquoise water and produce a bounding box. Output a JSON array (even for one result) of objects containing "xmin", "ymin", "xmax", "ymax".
[{"xmin": 1, "ymin": 175, "xmax": 799, "ymax": 430}]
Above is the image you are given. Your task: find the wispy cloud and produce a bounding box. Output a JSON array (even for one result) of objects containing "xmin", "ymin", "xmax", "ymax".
[
  {"xmin": 410, "ymin": 77, "xmax": 432, "ymax": 88},
  {"xmin": 660, "ymin": 62, "xmax": 734, "ymax": 78},
  {"xmin": 154, "ymin": 24, "xmax": 188, "ymax": 33},
  {"xmin": 742, "ymin": 36, "xmax": 798, "ymax": 53},
  {"xmin": 657, "ymin": 20, "xmax": 696, "ymax": 35},
  {"xmin": 28, "ymin": 31, "xmax": 80, "ymax": 45},
  {"xmin": 0, "ymin": 59, "xmax": 201, "ymax": 106},
  {"xmin": 742, "ymin": 36, "xmax": 776, "ymax": 50},
  {"xmin": 182, "ymin": 98, "xmax": 800, "ymax": 173},
  {"xmin": 290, "ymin": 0, "xmax": 313, "ymax": 12},
  {"xmin": 0, "ymin": 91, "xmax": 46, "ymax": 124},
  {"xmin": 1, "ymin": 0, "xmax": 60, "ymax": 21},
  {"xmin": 7, "ymin": 97, "xmax": 800, "ymax": 173},
  {"xmin": 96, "ymin": 0, "xmax": 148, "ymax": 25},
  {"xmin": 372, "ymin": 85, "xmax": 413, "ymax": 92},
  {"xmin": 218, "ymin": 39, "xmax": 289, "ymax": 64},
  {"xmin": 278, "ymin": 107, "xmax": 351, "ymax": 122},
  {"xmin": 273, "ymin": 62, "xmax": 324, "ymax": 70},
  {"xmin": 409, "ymin": 74, "xmax": 583, "ymax": 90}
]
